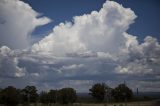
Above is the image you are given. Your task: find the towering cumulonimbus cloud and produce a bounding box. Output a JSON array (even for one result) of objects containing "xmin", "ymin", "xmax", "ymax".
[
  {"xmin": 31, "ymin": 1, "xmax": 137, "ymax": 56},
  {"xmin": 0, "ymin": 0, "xmax": 51, "ymax": 49}
]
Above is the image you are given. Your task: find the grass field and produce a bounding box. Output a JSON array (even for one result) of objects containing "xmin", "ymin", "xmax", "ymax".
[{"xmin": 0, "ymin": 101, "xmax": 157, "ymax": 106}]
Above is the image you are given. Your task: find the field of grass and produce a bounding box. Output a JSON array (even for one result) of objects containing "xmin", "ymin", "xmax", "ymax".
[
  {"xmin": 0, "ymin": 101, "xmax": 157, "ymax": 106},
  {"xmin": 74, "ymin": 101, "xmax": 155, "ymax": 106}
]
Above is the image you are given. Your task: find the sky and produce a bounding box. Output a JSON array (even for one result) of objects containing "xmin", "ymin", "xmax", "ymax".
[{"xmin": 0, "ymin": 0, "xmax": 160, "ymax": 92}]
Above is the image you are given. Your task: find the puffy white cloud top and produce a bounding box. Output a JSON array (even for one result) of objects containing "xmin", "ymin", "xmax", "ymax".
[
  {"xmin": 0, "ymin": 0, "xmax": 51, "ymax": 49},
  {"xmin": 32, "ymin": 1, "xmax": 137, "ymax": 56}
]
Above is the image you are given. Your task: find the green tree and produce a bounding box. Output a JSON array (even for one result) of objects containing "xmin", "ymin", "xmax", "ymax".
[
  {"xmin": 1, "ymin": 86, "xmax": 19, "ymax": 106},
  {"xmin": 39, "ymin": 91, "xmax": 49, "ymax": 104},
  {"xmin": 16, "ymin": 89, "xmax": 24, "ymax": 104},
  {"xmin": 22, "ymin": 86, "xmax": 38, "ymax": 103},
  {"xmin": 48, "ymin": 89, "xmax": 57, "ymax": 103},
  {"xmin": 58, "ymin": 88, "xmax": 77, "ymax": 104},
  {"xmin": 0, "ymin": 88, "xmax": 3, "ymax": 104},
  {"xmin": 111, "ymin": 84, "xmax": 133, "ymax": 102},
  {"xmin": 89, "ymin": 83, "xmax": 109, "ymax": 102}
]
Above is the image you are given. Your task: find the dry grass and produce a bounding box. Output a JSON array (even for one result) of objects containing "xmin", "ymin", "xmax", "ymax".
[
  {"xmin": 0, "ymin": 101, "xmax": 156, "ymax": 106},
  {"xmin": 74, "ymin": 101, "xmax": 154, "ymax": 106}
]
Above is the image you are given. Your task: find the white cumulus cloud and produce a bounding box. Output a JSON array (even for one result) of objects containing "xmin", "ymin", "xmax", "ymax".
[
  {"xmin": 0, "ymin": 0, "xmax": 51, "ymax": 49},
  {"xmin": 0, "ymin": 46, "xmax": 26, "ymax": 78},
  {"xmin": 32, "ymin": 1, "xmax": 137, "ymax": 56}
]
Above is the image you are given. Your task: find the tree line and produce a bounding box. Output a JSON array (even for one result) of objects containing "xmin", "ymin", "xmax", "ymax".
[
  {"xmin": 89, "ymin": 83, "xmax": 133, "ymax": 102},
  {"xmin": 0, "ymin": 83, "xmax": 133, "ymax": 106}
]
